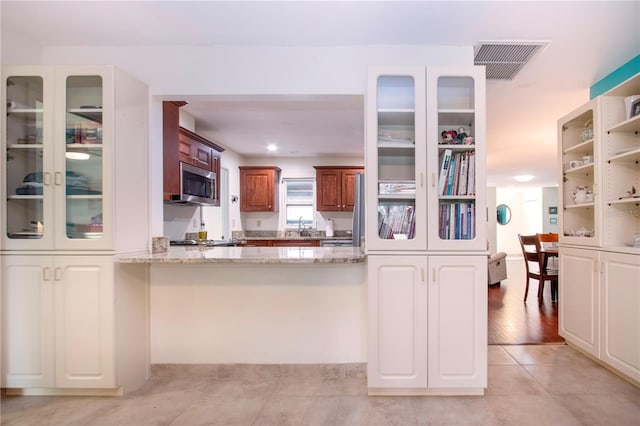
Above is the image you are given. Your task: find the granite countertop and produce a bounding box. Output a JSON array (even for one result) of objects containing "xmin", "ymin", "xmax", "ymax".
[{"xmin": 117, "ymin": 245, "xmax": 366, "ymax": 264}]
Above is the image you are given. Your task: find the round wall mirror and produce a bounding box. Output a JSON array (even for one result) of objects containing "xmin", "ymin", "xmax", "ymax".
[{"xmin": 496, "ymin": 204, "xmax": 512, "ymax": 225}]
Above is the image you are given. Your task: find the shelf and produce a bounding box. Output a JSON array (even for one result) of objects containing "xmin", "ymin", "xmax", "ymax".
[
  {"xmin": 438, "ymin": 144, "xmax": 476, "ymax": 151},
  {"xmin": 606, "ymin": 114, "xmax": 640, "ymax": 134},
  {"xmin": 8, "ymin": 144, "xmax": 43, "ymax": 149},
  {"xmin": 7, "ymin": 194, "xmax": 43, "ymax": 200},
  {"xmin": 7, "ymin": 108, "xmax": 44, "ymax": 114},
  {"xmin": 564, "ymin": 202, "xmax": 595, "ymax": 209},
  {"xmin": 66, "ymin": 194, "xmax": 102, "ymax": 199},
  {"xmin": 439, "ymin": 195, "xmax": 476, "ymax": 201},
  {"xmin": 67, "ymin": 108, "xmax": 103, "ymax": 123},
  {"xmin": 608, "ymin": 197, "xmax": 640, "ymax": 206},
  {"xmin": 564, "ymin": 162, "xmax": 594, "ymax": 174},
  {"xmin": 66, "ymin": 143, "xmax": 103, "ymax": 149},
  {"xmin": 378, "ymin": 193, "xmax": 416, "ymax": 201},
  {"xmin": 607, "ymin": 147, "xmax": 640, "ymax": 163},
  {"xmin": 563, "ymin": 138, "xmax": 593, "ymax": 155}
]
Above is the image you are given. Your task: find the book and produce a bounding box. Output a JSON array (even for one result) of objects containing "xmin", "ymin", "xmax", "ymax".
[{"xmin": 438, "ymin": 149, "xmax": 452, "ymax": 195}]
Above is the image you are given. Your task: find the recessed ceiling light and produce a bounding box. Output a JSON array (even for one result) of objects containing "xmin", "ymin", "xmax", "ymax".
[
  {"xmin": 65, "ymin": 152, "xmax": 90, "ymax": 160},
  {"xmin": 514, "ymin": 175, "xmax": 534, "ymax": 182},
  {"xmin": 266, "ymin": 144, "xmax": 278, "ymax": 152}
]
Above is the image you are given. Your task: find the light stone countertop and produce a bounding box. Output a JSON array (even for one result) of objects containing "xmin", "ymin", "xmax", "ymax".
[{"xmin": 117, "ymin": 245, "xmax": 366, "ymax": 264}]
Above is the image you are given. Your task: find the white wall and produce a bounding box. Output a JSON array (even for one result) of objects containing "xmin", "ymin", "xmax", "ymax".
[
  {"xmin": 542, "ymin": 186, "xmax": 559, "ymax": 234},
  {"xmin": 495, "ymin": 186, "xmax": 559, "ymax": 256}
]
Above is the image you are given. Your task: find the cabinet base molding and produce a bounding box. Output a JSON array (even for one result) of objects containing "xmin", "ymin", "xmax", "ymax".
[
  {"xmin": 4, "ymin": 386, "xmax": 124, "ymax": 397},
  {"xmin": 564, "ymin": 342, "xmax": 640, "ymax": 388},
  {"xmin": 368, "ymin": 387, "xmax": 485, "ymax": 396}
]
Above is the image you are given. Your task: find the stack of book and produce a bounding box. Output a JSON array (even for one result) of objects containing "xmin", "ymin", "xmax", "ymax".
[
  {"xmin": 437, "ymin": 149, "xmax": 476, "ymax": 196},
  {"xmin": 439, "ymin": 202, "xmax": 475, "ymax": 240},
  {"xmin": 378, "ymin": 204, "xmax": 416, "ymax": 239}
]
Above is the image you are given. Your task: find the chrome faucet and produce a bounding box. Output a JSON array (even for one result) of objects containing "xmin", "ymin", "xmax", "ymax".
[{"xmin": 298, "ymin": 216, "xmax": 304, "ymax": 234}]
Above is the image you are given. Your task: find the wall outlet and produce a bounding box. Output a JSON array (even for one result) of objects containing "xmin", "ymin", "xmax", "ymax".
[
  {"xmin": 257, "ymin": 220, "xmax": 261, "ymax": 227},
  {"xmin": 193, "ymin": 218, "xmax": 198, "ymax": 228}
]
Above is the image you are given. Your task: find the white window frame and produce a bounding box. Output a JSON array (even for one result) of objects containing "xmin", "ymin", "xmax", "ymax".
[{"xmin": 281, "ymin": 178, "xmax": 316, "ymax": 229}]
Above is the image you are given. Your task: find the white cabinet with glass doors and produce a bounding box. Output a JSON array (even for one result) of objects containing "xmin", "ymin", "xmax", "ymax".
[
  {"xmin": 365, "ymin": 66, "xmax": 486, "ymax": 252},
  {"xmin": 1, "ymin": 65, "xmax": 149, "ymax": 252}
]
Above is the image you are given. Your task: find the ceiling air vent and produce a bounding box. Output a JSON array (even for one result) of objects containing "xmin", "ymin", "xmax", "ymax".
[{"xmin": 474, "ymin": 41, "xmax": 550, "ymax": 80}]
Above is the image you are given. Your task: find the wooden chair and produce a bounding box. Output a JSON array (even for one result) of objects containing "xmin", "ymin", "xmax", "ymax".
[
  {"xmin": 535, "ymin": 233, "xmax": 559, "ymax": 301},
  {"xmin": 518, "ymin": 234, "xmax": 559, "ymax": 302}
]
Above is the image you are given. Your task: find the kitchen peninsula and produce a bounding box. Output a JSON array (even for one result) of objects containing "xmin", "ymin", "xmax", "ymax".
[{"xmin": 118, "ymin": 246, "xmax": 367, "ymax": 365}]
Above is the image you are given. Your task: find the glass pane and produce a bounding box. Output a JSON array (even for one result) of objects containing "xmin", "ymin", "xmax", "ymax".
[
  {"xmin": 437, "ymin": 76, "xmax": 476, "ymax": 240},
  {"xmin": 376, "ymin": 75, "xmax": 416, "ymax": 240},
  {"xmin": 286, "ymin": 206, "xmax": 313, "ymax": 227},
  {"xmin": 65, "ymin": 75, "xmax": 104, "ymax": 239},
  {"xmin": 5, "ymin": 76, "xmax": 45, "ymax": 239},
  {"xmin": 286, "ymin": 181, "xmax": 314, "ymax": 203}
]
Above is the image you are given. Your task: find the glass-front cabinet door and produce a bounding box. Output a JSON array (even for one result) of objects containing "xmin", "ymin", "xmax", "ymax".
[
  {"xmin": 427, "ymin": 67, "xmax": 486, "ymax": 251},
  {"xmin": 2, "ymin": 66, "xmax": 111, "ymax": 250},
  {"xmin": 366, "ymin": 66, "xmax": 427, "ymax": 251},
  {"xmin": 58, "ymin": 75, "xmax": 105, "ymax": 244},
  {"xmin": 3, "ymin": 68, "xmax": 55, "ymax": 250}
]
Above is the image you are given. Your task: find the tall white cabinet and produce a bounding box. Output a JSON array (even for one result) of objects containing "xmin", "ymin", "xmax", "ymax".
[
  {"xmin": 366, "ymin": 66, "xmax": 487, "ymax": 395},
  {"xmin": 557, "ymin": 71, "xmax": 640, "ymax": 383},
  {"xmin": 1, "ymin": 65, "xmax": 150, "ymax": 395}
]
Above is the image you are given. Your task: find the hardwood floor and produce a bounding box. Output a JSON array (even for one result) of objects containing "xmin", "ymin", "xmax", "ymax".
[{"xmin": 488, "ymin": 258, "xmax": 564, "ymax": 345}]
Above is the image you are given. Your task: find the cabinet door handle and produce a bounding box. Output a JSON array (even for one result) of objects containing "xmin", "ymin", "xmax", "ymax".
[
  {"xmin": 432, "ymin": 268, "xmax": 436, "ymax": 283},
  {"xmin": 43, "ymin": 172, "xmax": 52, "ymax": 186},
  {"xmin": 54, "ymin": 172, "xmax": 63, "ymax": 186},
  {"xmin": 420, "ymin": 267, "xmax": 425, "ymax": 282},
  {"xmin": 54, "ymin": 267, "xmax": 62, "ymax": 281},
  {"xmin": 43, "ymin": 267, "xmax": 51, "ymax": 281},
  {"xmin": 420, "ymin": 173, "xmax": 424, "ymax": 188}
]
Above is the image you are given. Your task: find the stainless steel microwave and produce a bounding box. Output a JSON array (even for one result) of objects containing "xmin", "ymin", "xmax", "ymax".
[{"xmin": 168, "ymin": 162, "xmax": 217, "ymax": 206}]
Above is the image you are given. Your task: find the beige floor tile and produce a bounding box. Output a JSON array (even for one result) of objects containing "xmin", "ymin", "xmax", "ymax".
[
  {"xmin": 253, "ymin": 395, "xmax": 339, "ymax": 426},
  {"xmin": 486, "ymin": 365, "xmax": 547, "ymax": 396},
  {"xmin": 488, "ymin": 345, "xmax": 519, "ymax": 365},
  {"xmin": 556, "ymin": 393, "xmax": 640, "ymax": 426},
  {"xmin": 502, "ymin": 344, "xmax": 568, "ymax": 365},
  {"xmin": 335, "ymin": 395, "xmax": 417, "ymax": 426},
  {"xmin": 168, "ymin": 396, "xmax": 266, "ymax": 425},
  {"xmin": 486, "ymin": 395, "xmax": 584, "ymax": 425},
  {"xmin": 411, "ymin": 395, "xmax": 500, "ymax": 426}
]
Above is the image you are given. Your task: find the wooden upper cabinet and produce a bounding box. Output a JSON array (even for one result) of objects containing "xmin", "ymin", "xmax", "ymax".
[
  {"xmin": 314, "ymin": 166, "xmax": 364, "ymax": 211},
  {"xmin": 162, "ymin": 101, "xmax": 224, "ymax": 203},
  {"xmin": 239, "ymin": 166, "xmax": 281, "ymax": 212}
]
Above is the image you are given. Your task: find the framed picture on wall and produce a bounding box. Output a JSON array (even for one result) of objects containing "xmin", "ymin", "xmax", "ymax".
[
  {"xmin": 549, "ymin": 206, "xmax": 557, "ymax": 214},
  {"xmin": 550, "ymin": 218, "xmax": 557, "ymax": 224}
]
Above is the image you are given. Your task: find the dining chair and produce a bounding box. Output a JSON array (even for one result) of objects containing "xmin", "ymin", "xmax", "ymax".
[
  {"xmin": 518, "ymin": 234, "xmax": 559, "ymax": 302},
  {"xmin": 535, "ymin": 233, "xmax": 559, "ymax": 301}
]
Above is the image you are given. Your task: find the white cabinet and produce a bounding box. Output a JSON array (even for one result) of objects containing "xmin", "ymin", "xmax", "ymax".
[
  {"xmin": 428, "ymin": 256, "xmax": 486, "ymax": 389},
  {"xmin": 558, "ymin": 247, "xmax": 600, "ymax": 357},
  {"xmin": 1, "ymin": 65, "xmax": 149, "ymax": 252},
  {"xmin": 557, "ymin": 71, "xmax": 639, "ymax": 383},
  {"xmin": 365, "ymin": 65, "xmax": 487, "ymax": 395},
  {"xmin": 600, "ymin": 251, "xmax": 640, "ymax": 381},
  {"xmin": 367, "ymin": 255, "xmax": 486, "ymax": 393},
  {"xmin": 365, "ymin": 66, "xmax": 486, "ymax": 252},
  {"xmin": 367, "ymin": 255, "xmax": 428, "ymax": 389},
  {"xmin": 1, "ymin": 255, "xmax": 115, "ymax": 389}
]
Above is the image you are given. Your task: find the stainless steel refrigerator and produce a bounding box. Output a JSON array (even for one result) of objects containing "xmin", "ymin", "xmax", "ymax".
[{"xmin": 352, "ymin": 173, "xmax": 365, "ymax": 247}]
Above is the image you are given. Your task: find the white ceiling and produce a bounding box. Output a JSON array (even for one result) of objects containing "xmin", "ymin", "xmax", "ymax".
[{"xmin": 2, "ymin": 1, "xmax": 639, "ymax": 187}]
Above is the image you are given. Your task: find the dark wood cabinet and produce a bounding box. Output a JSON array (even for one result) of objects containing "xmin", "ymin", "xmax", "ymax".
[
  {"xmin": 314, "ymin": 166, "xmax": 364, "ymax": 211},
  {"xmin": 163, "ymin": 101, "xmax": 224, "ymax": 204},
  {"xmin": 239, "ymin": 166, "xmax": 281, "ymax": 212}
]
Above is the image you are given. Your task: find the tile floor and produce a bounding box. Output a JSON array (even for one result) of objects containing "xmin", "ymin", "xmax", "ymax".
[{"xmin": 1, "ymin": 345, "xmax": 639, "ymax": 425}]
